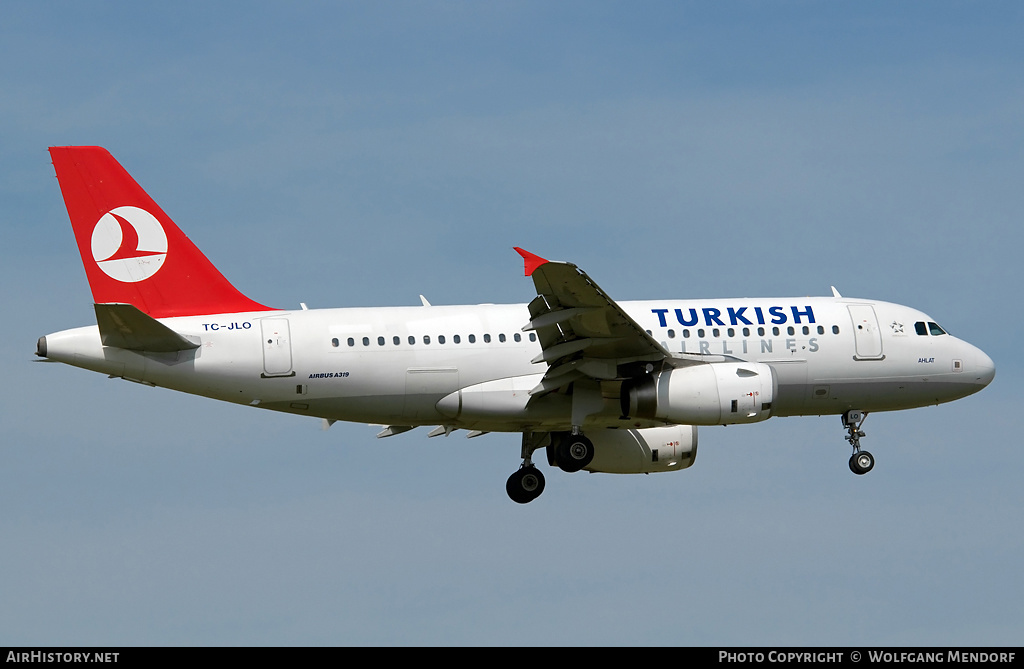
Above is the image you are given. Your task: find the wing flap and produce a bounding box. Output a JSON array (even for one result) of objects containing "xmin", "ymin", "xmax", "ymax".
[{"xmin": 523, "ymin": 306, "xmax": 599, "ymax": 332}]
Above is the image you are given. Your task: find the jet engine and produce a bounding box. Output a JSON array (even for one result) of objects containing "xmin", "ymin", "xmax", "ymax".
[
  {"xmin": 623, "ymin": 362, "xmax": 776, "ymax": 425},
  {"xmin": 552, "ymin": 425, "xmax": 697, "ymax": 474}
]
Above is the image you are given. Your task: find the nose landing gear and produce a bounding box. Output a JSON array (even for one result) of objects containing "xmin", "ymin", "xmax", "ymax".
[
  {"xmin": 843, "ymin": 410, "xmax": 874, "ymax": 475},
  {"xmin": 849, "ymin": 450, "xmax": 874, "ymax": 474}
]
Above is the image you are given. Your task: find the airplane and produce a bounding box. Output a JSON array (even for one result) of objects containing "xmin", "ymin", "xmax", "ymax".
[{"xmin": 36, "ymin": 146, "xmax": 996, "ymax": 503}]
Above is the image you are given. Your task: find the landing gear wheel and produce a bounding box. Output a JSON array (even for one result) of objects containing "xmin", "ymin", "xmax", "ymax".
[
  {"xmin": 849, "ymin": 451, "xmax": 874, "ymax": 475},
  {"xmin": 842, "ymin": 411, "xmax": 874, "ymax": 475},
  {"xmin": 556, "ymin": 434, "xmax": 595, "ymax": 473},
  {"xmin": 506, "ymin": 466, "xmax": 545, "ymax": 504}
]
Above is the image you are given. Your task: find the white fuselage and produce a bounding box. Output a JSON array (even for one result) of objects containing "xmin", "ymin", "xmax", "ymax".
[{"xmin": 42, "ymin": 295, "xmax": 995, "ymax": 434}]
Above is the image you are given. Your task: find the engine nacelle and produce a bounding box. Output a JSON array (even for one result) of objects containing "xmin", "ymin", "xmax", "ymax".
[
  {"xmin": 579, "ymin": 425, "xmax": 698, "ymax": 474},
  {"xmin": 625, "ymin": 362, "xmax": 776, "ymax": 425}
]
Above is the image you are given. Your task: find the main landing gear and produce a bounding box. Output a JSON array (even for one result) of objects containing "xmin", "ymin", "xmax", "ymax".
[
  {"xmin": 551, "ymin": 431, "xmax": 595, "ymax": 473},
  {"xmin": 843, "ymin": 410, "xmax": 874, "ymax": 475},
  {"xmin": 506, "ymin": 465, "xmax": 545, "ymax": 504},
  {"xmin": 506, "ymin": 432, "xmax": 547, "ymax": 504},
  {"xmin": 506, "ymin": 430, "xmax": 595, "ymax": 503}
]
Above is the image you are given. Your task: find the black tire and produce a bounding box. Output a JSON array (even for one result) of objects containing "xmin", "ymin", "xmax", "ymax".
[
  {"xmin": 506, "ymin": 466, "xmax": 546, "ymax": 503},
  {"xmin": 556, "ymin": 434, "xmax": 595, "ymax": 473},
  {"xmin": 849, "ymin": 451, "xmax": 874, "ymax": 475}
]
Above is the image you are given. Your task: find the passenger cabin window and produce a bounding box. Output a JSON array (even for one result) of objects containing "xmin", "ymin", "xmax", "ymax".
[
  {"xmin": 453, "ymin": 335, "xmax": 461, "ymax": 344},
  {"xmin": 529, "ymin": 333, "xmax": 536, "ymax": 342},
  {"xmin": 499, "ymin": 334, "xmax": 506, "ymax": 343},
  {"xmin": 377, "ymin": 336, "xmax": 385, "ymax": 346},
  {"xmin": 514, "ymin": 333, "xmax": 521, "ymax": 342},
  {"xmin": 438, "ymin": 335, "xmax": 446, "ymax": 344},
  {"xmin": 331, "ymin": 338, "xmax": 339, "ymax": 347},
  {"xmin": 423, "ymin": 335, "xmax": 431, "ymax": 345},
  {"xmin": 348, "ymin": 337, "xmax": 355, "ymax": 347},
  {"xmin": 469, "ymin": 334, "xmax": 476, "ymax": 343},
  {"xmin": 408, "ymin": 336, "xmax": 416, "ymax": 345},
  {"xmin": 362, "ymin": 337, "xmax": 370, "ymax": 346}
]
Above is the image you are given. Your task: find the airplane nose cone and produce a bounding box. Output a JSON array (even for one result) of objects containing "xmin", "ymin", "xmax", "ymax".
[{"xmin": 975, "ymin": 350, "xmax": 996, "ymax": 387}]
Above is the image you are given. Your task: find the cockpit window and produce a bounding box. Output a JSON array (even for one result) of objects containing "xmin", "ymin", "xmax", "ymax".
[
  {"xmin": 928, "ymin": 322, "xmax": 947, "ymax": 336},
  {"xmin": 915, "ymin": 322, "xmax": 928, "ymax": 336}
]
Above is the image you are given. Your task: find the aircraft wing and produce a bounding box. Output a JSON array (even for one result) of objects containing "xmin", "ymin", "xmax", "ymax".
[{"xmin": 515, "ymin": 248, "xmax": 671, "ymax": 397}]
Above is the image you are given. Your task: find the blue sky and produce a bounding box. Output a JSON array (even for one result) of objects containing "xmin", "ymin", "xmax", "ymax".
[{"xmin": 2, "ymin": 2, "xmax": 1021, "ymax": 645}]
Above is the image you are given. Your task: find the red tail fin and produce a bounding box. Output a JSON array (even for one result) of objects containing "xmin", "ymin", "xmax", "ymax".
[{"xmin": 49, "ymin": 146, "xmax": 276, "ymax": 318}]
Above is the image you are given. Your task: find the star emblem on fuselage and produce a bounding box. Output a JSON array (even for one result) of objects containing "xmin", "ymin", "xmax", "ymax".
[{"xmin": 890, "ymin": 321, "xmax": 904, "ymax": 333}]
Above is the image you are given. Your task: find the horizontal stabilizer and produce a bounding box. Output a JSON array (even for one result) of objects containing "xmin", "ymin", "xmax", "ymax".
[{"xmin": 94, "ymin": 303, "xmax": 200, "ymax": 352}]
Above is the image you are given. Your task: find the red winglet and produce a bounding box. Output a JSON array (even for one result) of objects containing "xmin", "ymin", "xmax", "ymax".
[{"xmin": 513, "ymin": 247, "xmax": 548, "ymax": 277}]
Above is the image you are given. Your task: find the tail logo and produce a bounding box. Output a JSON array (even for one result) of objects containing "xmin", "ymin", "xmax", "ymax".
[{"xmin": 90, "ymin": 206, "xmax": 168, "ymax": 283}]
